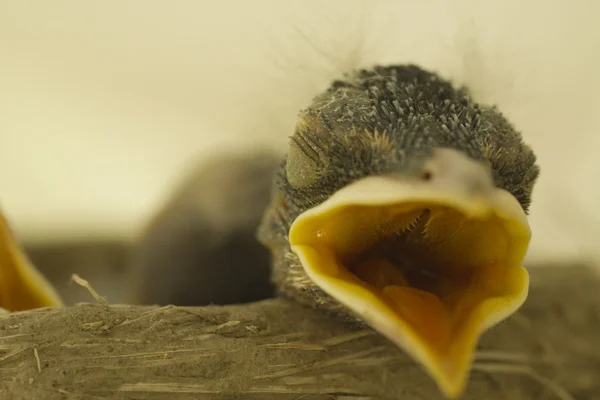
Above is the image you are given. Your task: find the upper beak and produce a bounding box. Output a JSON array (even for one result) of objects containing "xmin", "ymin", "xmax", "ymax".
[
  {"xmin": 288, "ymin": 149, "xmax": 531, "ymax": 398},
  {"xmin": 0, "ymin": 209, "xmax": 63, "ymax": 311}
]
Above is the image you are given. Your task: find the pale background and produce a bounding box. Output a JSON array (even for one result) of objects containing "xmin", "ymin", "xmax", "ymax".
[{"xmin": 0, "ymin": 0, "xmax": 599, "ymax": 267}]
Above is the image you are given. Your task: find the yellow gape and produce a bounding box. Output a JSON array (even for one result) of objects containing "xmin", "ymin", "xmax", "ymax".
[
  {"xmin": 0, "ymin": 209, "xmax": 63, "ymax": 312},
  {"xmin": 289, "ymin": 176, "xmax": 530, "ymax": 398}
]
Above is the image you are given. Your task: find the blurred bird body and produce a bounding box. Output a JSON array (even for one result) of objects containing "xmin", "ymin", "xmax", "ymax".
[{"xmin": 128, "ymin": 152, "xmax": 279, "ymax": 306}]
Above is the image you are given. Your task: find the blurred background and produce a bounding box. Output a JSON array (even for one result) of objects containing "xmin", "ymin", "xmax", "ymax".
[{"xmin": 0, "ymin": 0, "xmax": 598, "ymax": 305}]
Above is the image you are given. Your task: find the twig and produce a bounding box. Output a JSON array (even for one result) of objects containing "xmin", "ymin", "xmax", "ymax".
[
  {"xmin": 33, "ymin": 348, "xmax": 41, "ymax": 373},
  {"xmin": 71, "ymin": 274, "xmax": 108, "ymax": 307}
]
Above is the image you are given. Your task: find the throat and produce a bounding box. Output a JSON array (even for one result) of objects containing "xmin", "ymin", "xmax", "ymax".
[
  {"xmin": 348, "ymin": 208, "xmax": 465, "ymax": 298},
  {"xmin": 344, "ymin": 215, "xmax": 476, "ymax": 349},
  {"xmin": 349, "ymin": 253, "xmax": 457, "ymax": 348}
]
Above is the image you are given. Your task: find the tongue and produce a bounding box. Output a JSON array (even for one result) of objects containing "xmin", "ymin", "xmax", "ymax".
[
  {"xmin": 382, "ymin": 285, "xmax": 451, "ymax": 349},
  {"xmin": 352, "ymin": 257, "xmax": 409, "ymax": 289}
]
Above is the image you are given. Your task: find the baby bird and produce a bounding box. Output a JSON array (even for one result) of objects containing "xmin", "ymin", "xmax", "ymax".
[
  {"xmin": 0, "ymin": 209, "xmax": 62, "ymax": 311},
  {"xmin": 128, "ymin": 151, "xmax": 280, "ymax": 306},
  {"xmin": 257, "ymin": 64, "xmax": 540, "ymax": 398}
]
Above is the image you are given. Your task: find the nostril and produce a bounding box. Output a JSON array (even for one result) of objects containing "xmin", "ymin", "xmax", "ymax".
[{"xmin": 421, "ymin": 170, "xmax": 433, "ymax": 181}]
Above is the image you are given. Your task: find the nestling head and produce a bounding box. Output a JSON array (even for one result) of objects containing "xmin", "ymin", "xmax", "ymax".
[{"xmin": 258, "ymin": 64, "xmax": 540, "ymax": 398}]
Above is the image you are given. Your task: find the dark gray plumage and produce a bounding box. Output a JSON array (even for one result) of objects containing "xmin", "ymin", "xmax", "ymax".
[{"xmin": 257, "ymin": 64, "xmax": 540, "ymax": 320}]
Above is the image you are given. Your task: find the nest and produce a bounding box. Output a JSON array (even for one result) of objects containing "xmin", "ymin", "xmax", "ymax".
[{"xmin": 0, "ymin": 265, "xmax": 598, "ymax": 399}]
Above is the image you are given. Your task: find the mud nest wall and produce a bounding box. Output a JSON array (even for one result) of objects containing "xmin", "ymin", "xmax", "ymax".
[{"xmin": 0, "ymin": 265, "xmax": 598, "ymax": 400}]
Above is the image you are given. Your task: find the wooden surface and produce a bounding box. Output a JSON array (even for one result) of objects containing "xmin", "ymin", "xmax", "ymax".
[{"xmin": 0, "ymin": 265, "xmax": 598, "ymax": 400}]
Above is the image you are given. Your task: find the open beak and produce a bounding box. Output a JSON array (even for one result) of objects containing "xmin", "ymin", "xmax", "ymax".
[
  {"xmin": 0, "ymin": 209, "xmax": 63, "ymax": 311},
  {"xmin": 288, "ymin": 149, "xmax": 530, "ymax": 398}
]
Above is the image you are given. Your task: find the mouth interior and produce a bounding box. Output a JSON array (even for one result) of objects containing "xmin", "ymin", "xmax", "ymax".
[{"xmin": 296, "ymin": 202, "xmax": 517, "ymax": 358}]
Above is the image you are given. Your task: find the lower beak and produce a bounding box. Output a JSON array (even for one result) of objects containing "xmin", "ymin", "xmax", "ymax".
[
  {"xmin": 0, "ymin": 210, "xmax": 63, "ymax": 311},
  {"xmin": 289, "ymin": 170, "xmax": 530, "ymax": 397}
]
